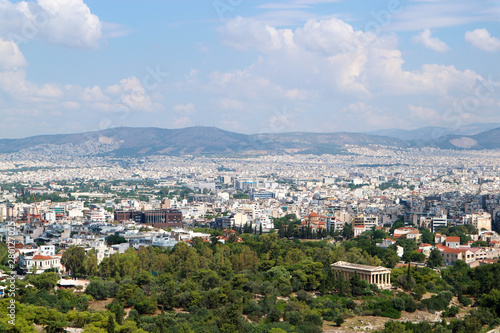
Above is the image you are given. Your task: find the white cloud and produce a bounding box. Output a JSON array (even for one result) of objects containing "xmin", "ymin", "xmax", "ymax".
[
  {"xmin": 343, "ymin": 102, "xmax": 404, "ymax": 129},
  {"xmin": 173, "ymin": 116, "xmax": 191, "ymax": 127},
  {"xmin": 465, "ymin": 28, "xmax": 500, "ymax": 52},
  {"xmin": 217, "ymin": 98, "xmax": 243, "ymax": 110},
  {"xmin": 390, "ymin": 1, "xmax": 500, "ymax": 31},
  {"xmin": 173, "ymin": 103, "xmax": 196, "ymax": 115},
  {"xmin": 105, "ymin": 77, "xmax": 152, "ymax": 112},
  {"xmin": 0, "ymin": 39, "xmax": 26, "ymax": 70},
  {"xmin": 219, "ymin": 17, "xmax": 482, "ymax": 98},
  {"xmin": 79, "ymin": 86, "xmax": 108, "ymax": 102},
  {"xmin": 0, "ymin": 0, "xmax": 103, "ymax": 48},
  {"xmin": 219, "ymin": 16, "xmax": 293, "ymax": 52},
  {"xmin": 294, "ymin": 18, "xmax": 379, "ymax": 55},
  {"xmin": 212, "ymin": 15, "xmax": 498, "ymax": 132},
  {"xmin": 208, "ymin": 69, "xmax": 313, "ymax": 102},
  {"xmin": 412, "ymin": 29, "xmax": 449, "ymax": 52},
  {"xmin": 409, "ymin": 104, "xmax": 441, "ymax": 123}
]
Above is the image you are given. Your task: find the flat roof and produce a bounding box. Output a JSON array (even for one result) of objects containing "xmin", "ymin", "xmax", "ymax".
[{"xmin": 330, "ymin": 261, "xmax": 390, "ymax": 273}]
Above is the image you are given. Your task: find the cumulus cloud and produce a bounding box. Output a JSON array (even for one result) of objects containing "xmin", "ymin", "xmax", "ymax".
[
  {"xmin": 413, "ymin": 29, "xmax": 449, "ymax": 52},
  {"xmin": 105, "ymin": 77, "xmax": 153, "ymax": 112},
  {"xmin": 173, "ymin": 103, "xmax": 196, "ymax": 115},
  {"xmin": 219, "ymin": 16, "xmax": 293, "ymax": 52},
  {"xmin": 0, "ymin": 0, "xmax": 102, "ymax": 48},
  {"xmin": 0, "ymin": 38, "xmax": 27, "ymax": 70},
  {"xmin": 211, "ymin": 15, "xmax": 499, "ymax": 131},
  {"xmin": 465, "ymin": 28, "xmax": 500, "ymax": 51},
  {"xmin": 207, "ymin": 69, "xmax": 312, "ymax": 101},
  {"xmin": 219, "ymin": 17, "xmax": 482, "ymax": 98},
  {"xmin": 293, "ymin": 18, "xmax": 381, "ymax": 55}
]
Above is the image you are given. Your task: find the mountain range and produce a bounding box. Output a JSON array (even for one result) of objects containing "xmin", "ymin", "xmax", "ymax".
[
  {"xmin": 0, "ymin": 124, "xmax": 498, "ymax": 157},
  {"xmin": 367, "ymin": 123, "xmax": 500, "ymax": 141}
]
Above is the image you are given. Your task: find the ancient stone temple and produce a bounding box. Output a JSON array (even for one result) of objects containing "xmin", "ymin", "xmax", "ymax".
[{"xmin": 330, "ymin": 261, "xmax": 392, "ymax": 289}]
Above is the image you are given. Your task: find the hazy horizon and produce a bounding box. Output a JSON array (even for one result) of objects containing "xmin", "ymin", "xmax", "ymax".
[{"xmin": 1, "ymin": 121, "xmax": 500, "ymax": 140}]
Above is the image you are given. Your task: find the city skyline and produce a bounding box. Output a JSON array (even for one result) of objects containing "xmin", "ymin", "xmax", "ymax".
[{"xmin": 0, "ymin": 0, "xmax": 499, "ymax": 138}]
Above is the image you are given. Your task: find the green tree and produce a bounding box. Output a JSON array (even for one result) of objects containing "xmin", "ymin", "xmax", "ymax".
[
  {"xmin": 420, "ymin": 228, "xmax": 435, "ymax": 245},
  {"xmin": 108, "ymin": 300, "xmax": 125, "ymax": 325},
  {"xmin": 427, "ymin": 248, "xmax": 445, "ymax": 268},
  {"xmin": 342, "ymin": 223, "xmax": 353, "ymax": 240},
  {"xmin": 61, "ymin": 246, "xmax": 85, "ymax": 275},
  {"xmin": 29, "ymin": 272, "xmax": 59, "ymax": 290},
  {"xmin": 43, "ymin": 321, "xmax": 68, "ymax": 333},
  {"xmin": 83, "ymin": 249, "xmax": 98, "ymax": 276},
  {"xmin": 106, "ymin": 234, "xmax": 126, "ymax": 246},
  {"xmin": 107, "ymin": 315, "xmax": 115, "ymax": 333},
  {"xmin": 85, "ymin": 279, "xmax": 109, "ymax": 300}
]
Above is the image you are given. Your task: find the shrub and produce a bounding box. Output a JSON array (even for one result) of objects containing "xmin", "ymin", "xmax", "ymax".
[
  {"xmin": 392, "ymin": 297, "xmax": 405, "ymax": 311},
  {"xmin": 459, "ymin": 296, "xmax": 472, "ymax": 307},
  {"xmin": 442, "ymin": 306, "xmax": 459, "ymax": 318},
  {"xmin": 296, "ymin": 290, "xmax": 313, "ymax": 305},
  {"xmin": 304, "ymin": 313, "xmax": 323, "ymax": 326},
  {"xmin": 85, "ymin": 279, "xmax": 108, "ymax": 300},
  {"xmin": 380, "ymin": 308, "xmax": 401, "ymax": 319},
  {"xmin": 285, "ymin": 311, "xmax": 303, "ymax": 325}
]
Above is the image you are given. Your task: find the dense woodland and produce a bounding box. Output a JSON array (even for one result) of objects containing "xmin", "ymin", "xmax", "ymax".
[{"xmin": 2, "ymin": 229, "xmax": 500, "ymax": 332}]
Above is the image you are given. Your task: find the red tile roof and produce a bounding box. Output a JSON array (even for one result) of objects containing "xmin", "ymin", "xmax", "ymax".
[
  {"xmin": 442, "ymin": 248, "xmax": 466, "ymax": 254},
  {"xmin": 32, "ymin": 255, "xmax": 54, "ymax": 260}
]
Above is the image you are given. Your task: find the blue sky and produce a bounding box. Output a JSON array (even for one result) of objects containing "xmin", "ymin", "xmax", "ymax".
[{"xmin": 0, "ymin": 0, "xmax": 499, "ymax": 138}]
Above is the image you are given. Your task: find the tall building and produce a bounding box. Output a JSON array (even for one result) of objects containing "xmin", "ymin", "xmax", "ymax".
[{"xmin": 464, "ymin": 212, "xmax": 492, "ymax": 232}]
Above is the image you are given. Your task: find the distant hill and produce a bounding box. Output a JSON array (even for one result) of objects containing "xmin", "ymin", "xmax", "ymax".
[
  {"xmin": 0, "ymin": 125, "xmax": 497, "ymax": 157},
  {"xmin": 0, "ymin": 126, "xmax": 408, "ymax": 156},
  {"xmin": 368, "ymin": 123, "xmax": 500, "ymax": 141},
  {"xmin": 252, "ymin": 132, "xmax": 409, "ymax": 154},
  {"xmin": 427, "ymin": 127, "xmax": 500, "ymax": 150}
]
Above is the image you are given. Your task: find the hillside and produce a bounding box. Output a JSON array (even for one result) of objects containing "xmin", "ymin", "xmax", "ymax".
[
  {"xmin": 0, "ymin": 126, "xmax": 407, "ymax": 156},
  {"xmin": 0, "ymin": 125, "xmax": 497, "ymax": 156}
]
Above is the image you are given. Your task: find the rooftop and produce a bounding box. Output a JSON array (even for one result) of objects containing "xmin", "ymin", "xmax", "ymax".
[{"xmin": 331, "ymin": 261, "xmax": 390, "ymax": 272}]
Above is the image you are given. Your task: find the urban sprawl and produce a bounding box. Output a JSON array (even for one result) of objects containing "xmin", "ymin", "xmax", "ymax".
[{"xmin": 2, "ymin": 147, "xmax": 500, "ymax": 332}]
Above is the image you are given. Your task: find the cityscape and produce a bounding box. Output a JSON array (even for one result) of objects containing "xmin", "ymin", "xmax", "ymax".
[
  {"xmin": 2, "ymin": 138, "xmax": 500, "ymax": 332},
  {"xmin": 1, "ymin": 1, "xmax": 500, "ymax": 333}
]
